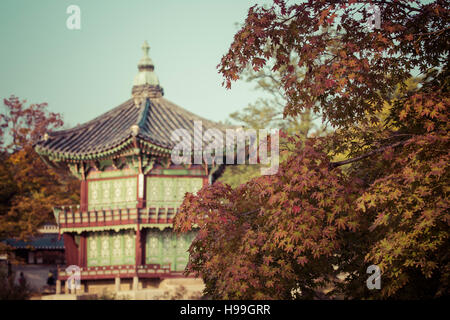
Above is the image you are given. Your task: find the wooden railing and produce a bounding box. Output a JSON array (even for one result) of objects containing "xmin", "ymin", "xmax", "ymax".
[
  {"xmin": 53, "ymin": 204, "xmax": 179, "ymax": 229},
  {"xmin": 57, "ymin": 263, "xmax": 183, "ymax": 280}
]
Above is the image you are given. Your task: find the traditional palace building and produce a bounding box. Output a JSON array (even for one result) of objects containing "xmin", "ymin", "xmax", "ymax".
[{"xmin": 35, "ymin": 42, "xmax": 229, "ymax": 295}]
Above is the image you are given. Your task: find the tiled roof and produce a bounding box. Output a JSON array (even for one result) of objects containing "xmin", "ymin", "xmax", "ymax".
[
  {"xmin": 35, "ymin": 97, "xmax": 232, "ymax": 160},
  {"xmin": 3, "ymin": 234, "xmax": 64, "ymax": 250}
]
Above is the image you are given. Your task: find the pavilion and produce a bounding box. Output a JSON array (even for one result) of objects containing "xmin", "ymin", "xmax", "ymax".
[{"xmin": 35, "ymin": 41, "xmax": 230, "ymax": 295}]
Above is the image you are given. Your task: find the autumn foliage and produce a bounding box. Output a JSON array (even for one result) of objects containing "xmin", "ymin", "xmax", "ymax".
[
  {"xmin": 0, "ymin": 96, "xmax": 79, "ymax": 240},
  {"xmin": 174, "ymin": 0, "xmax": 449, "ymax": 299}
]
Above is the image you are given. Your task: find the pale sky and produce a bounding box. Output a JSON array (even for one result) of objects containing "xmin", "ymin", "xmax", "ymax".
[{"xmin": 0, "ymin": 0, "xmax": 269, "ymax": 128}]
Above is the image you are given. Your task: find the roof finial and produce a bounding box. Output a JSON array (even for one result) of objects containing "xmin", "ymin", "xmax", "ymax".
[
  {"xmin": 142, "ymin": 41, "xmax": 149, "ymax": 55},
  {"xmin": 138, "ymin": 40, "xmax": 154, "ymax": 70},
  {"xmin": 132, "ymin": 41, "xmax": 163, "ymax": 98}
]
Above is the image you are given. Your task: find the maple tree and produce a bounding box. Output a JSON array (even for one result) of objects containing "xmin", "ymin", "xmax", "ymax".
[
  {"xmin": 0, "ymin": 95, "xmax": 79, "ymax": 241},
  {"xmin": 220, "ymin": 62, "xmax": 326, "ymax": 188},
  {"xmin": 174, "ymin": 0, "xmax": 449, "ymax": 299}
]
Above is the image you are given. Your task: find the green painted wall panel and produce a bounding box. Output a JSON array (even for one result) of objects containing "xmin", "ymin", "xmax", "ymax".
[
  {"xmin": 87, "ymin": 230, "xmax": 135, "ymax": 267},
  {"xmin": 88, "ymin": 178, "xmax": 137, "ymax": 210},
  {"xmin": 146, "ymin": 177, "xmax": 203, "ymax": 208},
  {"xmin": 145, "ymin": 229, "xmax": 196, "ymax": 271}
]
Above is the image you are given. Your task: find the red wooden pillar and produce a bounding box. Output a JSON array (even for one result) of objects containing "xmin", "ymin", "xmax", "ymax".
[
  {"xmin": 63, "ymin": 233, "xmax": 78, "ymax": 266},
  {"xmin": 80, "ymin": 180, "xmax": 88, "ymax": 212},
  {"xmin": 140, "ymin": 228, "xmax": 146, "ymax": 265},
  {"xmin": 135, "ymin": 227, "xmax": 143, "ymax": 266},
  {"xmin": 78, "ymin": 233, "xmax": 87, "ymax": 268}
]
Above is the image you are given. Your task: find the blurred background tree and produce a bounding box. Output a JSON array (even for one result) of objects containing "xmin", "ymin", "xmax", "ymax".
[
  {"xmin": 0, "ymin": 95, "xmax": 79, "ymax": 241},
  {"xmin": 219, "ymin": 63, "xmax": 327, "ymax": 188}
]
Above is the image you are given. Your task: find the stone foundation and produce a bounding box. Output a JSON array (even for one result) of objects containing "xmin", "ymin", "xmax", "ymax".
[{"xmin": 50, "ymin": 277, "xmax": 204, "ymax": 300}]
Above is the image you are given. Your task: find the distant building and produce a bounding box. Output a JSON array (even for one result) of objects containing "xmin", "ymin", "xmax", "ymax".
[{"xmin": 2, "ymin": 224, "xmax": 65, "ymax": 265}]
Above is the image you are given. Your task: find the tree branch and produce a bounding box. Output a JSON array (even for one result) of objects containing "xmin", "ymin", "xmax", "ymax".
[{"xmin": 329, "ymin": 139, "xmax": 409, "ymax": 169}]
